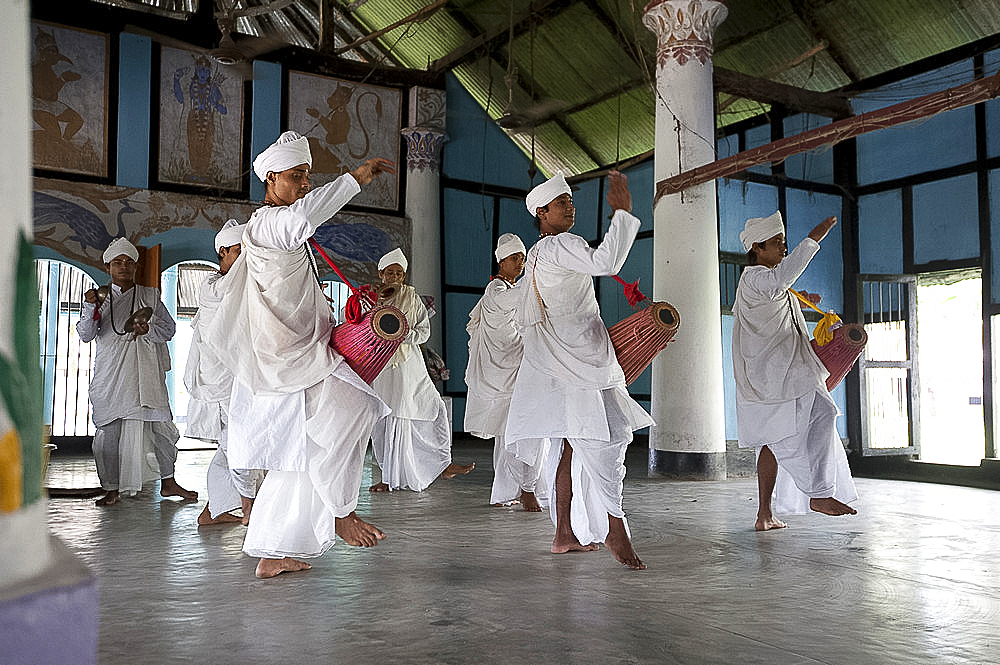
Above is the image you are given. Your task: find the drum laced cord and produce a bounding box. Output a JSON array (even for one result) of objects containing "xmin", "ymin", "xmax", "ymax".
[
  {"xmin": 307, "ymin": 238, "xmax": 377, "ymax": 324},
  {"xmin": 789, "ymin": 288, "xmax": 841, "ymax": 346}
]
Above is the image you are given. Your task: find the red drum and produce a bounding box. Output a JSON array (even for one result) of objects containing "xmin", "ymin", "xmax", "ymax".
[
  {"xmin": 810, "ymin": 323, "xmax": 868, "ymax": 391},
  {"xmin": 330, "ymin": 304, "xmax": 409, "ymax": 384},
  {"xmin": 608, "ymin": 301, "xmax": 681, "ymax": 386}
]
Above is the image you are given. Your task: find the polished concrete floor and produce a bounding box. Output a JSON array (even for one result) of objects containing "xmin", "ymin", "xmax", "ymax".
[{"xmin": 44, "ymin": 439, "xmax": 1000, "ymax": 665}]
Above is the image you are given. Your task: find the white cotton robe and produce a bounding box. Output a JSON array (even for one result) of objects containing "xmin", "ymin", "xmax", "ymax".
[
  {"xmin": 183, "ymin": 272, "xmax": 263, "ymax": 518},
  {"xmin": 203, "ymin": 173, "xmax": 389, "ymax": 559},
  {"xmin": 733, "ymin": 237, "xmax": 858, "ymax": 514},
  {"xmin": 369, "ymin": 283, "xmax": 452, "ymax": 492},
  {"xmin": 77, "ymin": 284, "xmax": 179, "ymax": 495},
  {"xmin": 505, "ymin": 210, "xmax": 653, "ymax": 545},
  {"xmin": 465, "ymin": 277, "xmax": 547, "ymax": 505}
]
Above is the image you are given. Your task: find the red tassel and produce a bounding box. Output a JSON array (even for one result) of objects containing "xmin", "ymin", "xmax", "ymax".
[{"xmin": 612, "ymin": 275, "xmax": 648, "ymax": 308}]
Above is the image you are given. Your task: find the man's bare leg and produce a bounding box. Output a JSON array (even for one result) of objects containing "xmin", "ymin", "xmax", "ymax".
[
  {"xmin": 810, "ymin": 497, "xmax": 858, "ymax": 516},
  {"xmin": 197, "ymin": 504, "xmax": 242, "ymax": 525},
  {"xmin": 255, "ymin": 557, "xmax": 311, "ymax": 579},
  {"xmin": 520, "ymin": 490, "xmax": 542, "ymax": 512},
  {"xmin": 442, "ymin": 461, "xmax": 475, "ymax": 479},
  {"xmin": 605, "ymin": 515, "xmax": 645, "ymax": 570},
  {"xmin": 240, "ymin": 495, "xmax": 254, "ymax": 526},
  {"xmin": 755, "ymin": 446, "xmax": 787, "ymax": 531},
  {"xmin": 160, "ymin": 477, "xmax": 198, "ymax": 501},
  {"xmin": 335, "ymin": 511, "xmax": 386, "ymax": 547},
  {"xmin": 95, "ymin": 489, "xmax": 119, "ymax": 506},
  {"xmin": 551, "ymin": 441, "xmax": 599, "ymax": 554}
]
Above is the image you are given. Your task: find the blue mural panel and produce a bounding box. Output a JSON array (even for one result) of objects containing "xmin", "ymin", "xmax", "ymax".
[
  {"xmin": 913, "ymin": 173, "xmax": 979, "ymax": 264},
  {"xmin": 786, "ymin": 189, "xmax": 844, "ymax": 314},
  {"xmin": 858, "ymin": 190, "xmax": 903, "ymax": 274},
  {"xmin": 783, "ymin": 114, "xmax": 834, "ymax": 184},
  {"xmin": 717, "ymin": 179, "xmax": 779, "ymax": 254},
  {"xmin": 856, "ymin": 61, "xmax": 976, "ymax": 185},
  {"xmin": 442, "ymin": 74, "xmax": 531, "ymax": 191},
  {"xmin": 443, "ymin": 188, "xmax": 494, "ymax": 287}
]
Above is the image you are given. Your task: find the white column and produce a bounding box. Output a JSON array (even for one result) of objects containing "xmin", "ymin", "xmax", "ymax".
[
  {"xmin": 401, "ymin": 87, "xmax": 447, "ymax": 355},
  {"xmin": 644, "ymin": 0, "xmax": 728, "ymax": 479}
]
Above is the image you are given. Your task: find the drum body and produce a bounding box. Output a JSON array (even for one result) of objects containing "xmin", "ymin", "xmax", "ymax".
[
  {"xmin": 330, "ymin": 304, "xmax": 409, "ymax": 384},
  {"xmin": 607, "ymin": 301, "xmax": 681, "ymax": 386},
  {"xmin": 810, "ymin": 323, "xmax": 868, "ymax": 391}
]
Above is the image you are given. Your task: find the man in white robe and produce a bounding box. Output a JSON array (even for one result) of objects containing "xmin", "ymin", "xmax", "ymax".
[
  {"xmin": 203, "ymin": 130, "xmax": 394, "ymax": 578},
  {"xmin": 77, "ymin": 238, "xmax": 198, "ymax": 506},
  {"xmin": 733, "ymin": 211, "xmax": 859, "ymax": 531},
  {"xmin": 368, "ymin": 248, "xmax": 475, "ymax": 492},
  {"xmin": 185, "ymin": 220, "xmax": 264, "ymax": 526},
  {"xmin": 506, "ymin": 171, "xmax": 653, "ymax": 570},
  {"xmin": 465, "ymin": 233, "xmax": 546, "ymax": 511}
]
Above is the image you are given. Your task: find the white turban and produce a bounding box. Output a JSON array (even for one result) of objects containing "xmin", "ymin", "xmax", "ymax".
[
  {"xmin": 103, "ymin": 237, "xmax": 138, "ymax": 263},
  {"xmin": 740, "ymin": 211, "xmax": 785, "ymax": 252},
  {"xmin": 252, "ymin": 130, "xmax": 312, "ymax": 182},
  {"xmin": 214, "ymin": 219, "xmax": 246, "ymax": 253},
  {"xmin": 525, "ymin": 171, "xmax": 572, "ymax": 216},
  {"xmin": 495, "ymin": 233, "xmax": 526, "ymax": 262},
  {"xmin": 378, "ymin": 247, "xmax": 408, "ymax": 272}
]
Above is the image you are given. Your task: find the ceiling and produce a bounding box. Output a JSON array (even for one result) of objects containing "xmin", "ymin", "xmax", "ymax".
[{"xmin": 87, "ymin": 0, "xmax": 1000, "ymax": 178}]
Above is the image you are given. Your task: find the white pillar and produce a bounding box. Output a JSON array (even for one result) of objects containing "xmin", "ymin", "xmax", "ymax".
[
  {"xmin": 644, "ymin": 0, "xmax": 728, "ymax": 479},
  {"xmin": 401, "ymin": 87, "xmax": 447, "ymax": 355}
]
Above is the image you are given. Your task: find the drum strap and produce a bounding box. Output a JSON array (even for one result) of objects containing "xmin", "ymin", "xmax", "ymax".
[{"xmin": 789, "ymin": 288, "xmax": 841, "ymax": 346}]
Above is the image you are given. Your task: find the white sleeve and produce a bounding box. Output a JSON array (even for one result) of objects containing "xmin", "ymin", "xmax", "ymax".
[
  {"xmin": 76, "ymin": 302, "xmax": 99, "ymax": 342},
  {"xmin": 745, "ymin": 238, "xmax": 820, "ymax": 300},
  {"xmin": 146, "ymin": 297, "xmax": 176, "ymax": 343},
  {"xmin": 405, "ymin": 291, "xmax": 431, "ymax": 346},
  {"xmin": 249, "ymin": 174, "xmax": 362, "ymax": 250},
  {"xmin": 547, "ymin": 209, "xmax": 641, "ymax": 276}
]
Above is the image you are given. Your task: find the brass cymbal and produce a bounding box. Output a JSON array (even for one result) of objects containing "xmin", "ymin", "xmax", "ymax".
[
  {"xmin": 94, "ymin": 284, "xmax": 110, "ymax": 306},
  {"xmin": 124, "ymin": 306, "xmax": 153, "ymax": 333}
]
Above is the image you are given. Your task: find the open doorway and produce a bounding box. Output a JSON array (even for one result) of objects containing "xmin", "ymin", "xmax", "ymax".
[{"xmin": 915, "ymin": 269, "xmax": 984, "ymax": 465}]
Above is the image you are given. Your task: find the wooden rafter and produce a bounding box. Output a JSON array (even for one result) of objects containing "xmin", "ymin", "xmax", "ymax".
[
  {"xmin": 654, "ymin": 71, "xmax": 1000, "ymax": 204},
  {"xmin": 714, "ymin": 67, "xmax": 853, "ymax": 119}
]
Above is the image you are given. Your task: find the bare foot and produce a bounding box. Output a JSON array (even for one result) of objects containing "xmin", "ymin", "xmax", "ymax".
[
  {"xmin": 255, "ymin": 557, "xmax": 311, "ymax": 579},
  {"xmin": 755, "ymin": 514, "xmax": 788, "ymax": 531},
  {"xmin": 520, "ymin": 491, "xmax": 542, "ymax": 512},
  {"xmin": 197, "ymin": 504, "xmax": 243, "ymax": 526},
  {"xmin": 335, "ymin": 511, "xmax": 386, "ymax": 547},
  {"xmin": 551, "ymin": 535, "xmax": 601, "ymax": 554},
  {"xmin": 160, "ymin": 477, "xmax": 198, "ymax": 501},
  {"xmin": 492, "ymin": 499, "xmax": 520, "ymax": 507},
  {"xmin": 605, "ymin": 515, "xmax": 645, "ymax": 570},
  {"xmin": 368, "ymin": 482, "xmax": 390, "ymax": 492},
  {"xmin": 442, "ymin": 462, "xmax": 475, "ymax": 479},
  {"xmin": 241, "ymin": 496, "xmax": 254, "ymax": 526},
  {"xmin": 95, "ymin": 490, "xmax": 119, "ymax": 506},
  {"xmin": 810, "ymin": 497, "xmax": 858, "ymax": 516}
]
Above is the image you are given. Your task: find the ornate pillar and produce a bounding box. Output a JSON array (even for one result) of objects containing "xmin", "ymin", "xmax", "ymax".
[
  {"xmin": 401, "ymin": 87, "xmax": 447, "ymax": 356},
  {"xmin": 643, "ymin": 0, "xmax": 728, "ymax": 479}
]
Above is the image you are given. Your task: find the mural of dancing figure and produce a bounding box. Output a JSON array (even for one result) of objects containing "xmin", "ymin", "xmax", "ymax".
[{"xmin": 173, "ymin": 56, "xmax": 228, "ymax": 181}]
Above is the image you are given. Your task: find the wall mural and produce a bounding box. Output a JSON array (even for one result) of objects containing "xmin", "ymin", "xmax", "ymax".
[
  {"xmin": 158, "ymin": 47, "xmax": 245, "ymax": 191},
  {"xmin": 287, "ymin": 71, "xmax": 401, "ymax": 210},
  {"xmin": 32, "ymin": 177, "xmax": 409, "ymax": 287},
  {"xmin": 31, "ymin": 21, "xmax": 109, "ymax": 177}
]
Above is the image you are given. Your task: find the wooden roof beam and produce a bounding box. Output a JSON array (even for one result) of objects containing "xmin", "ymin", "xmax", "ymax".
[{"xmin": 714, "ymin": 67, "xmax": 853, "ymax": 119}]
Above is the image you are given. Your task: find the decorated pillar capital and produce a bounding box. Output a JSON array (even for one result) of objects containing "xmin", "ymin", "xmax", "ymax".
[
  {"xmin": 642, "ymin": 0, "xmax": 728, "ymax": 68},
  {"xmin": 401, "ymin": 126, "xmax": 447, "ymax": 173}
]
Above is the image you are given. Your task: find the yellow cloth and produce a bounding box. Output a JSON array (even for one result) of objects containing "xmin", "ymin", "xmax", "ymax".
[{"xmin": 789, "ymin": 288, "xmax": 841, "ymax": 346}]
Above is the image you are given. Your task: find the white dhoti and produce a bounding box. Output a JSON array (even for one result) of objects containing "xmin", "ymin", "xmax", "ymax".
[
  {"xmin": 370, "ymin": 399, "xmax": 452, "ymax": 493},
  {"xmin": 242, "ymin": 363, "xmax": 386, "ymax": 559},
  {"xmin": 92, "ymin": 419, "xmax": 179, "ymax": 495},
  {"xmin": 194, "ymin": 401, "xmax": 264, "ymax": 519}
]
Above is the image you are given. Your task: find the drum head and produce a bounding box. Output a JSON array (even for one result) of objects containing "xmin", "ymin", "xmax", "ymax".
[
  {"xmin": 649, "ymin": 301, "xmax": 681, "ymax": 332},
  {"xmin": 370, "ymin": 305, "xmax": 409, "ymax": 342}
]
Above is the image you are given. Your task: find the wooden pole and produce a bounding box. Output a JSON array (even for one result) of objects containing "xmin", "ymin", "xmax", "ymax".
[{"xmin": 654, "ymin": 70, "xmax": 1000, "ymax": 205}]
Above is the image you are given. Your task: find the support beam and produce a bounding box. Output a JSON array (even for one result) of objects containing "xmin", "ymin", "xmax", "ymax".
[
  {"xmin": 655, "ymin": 70, "xmax": 1000, "ymax": 204},
  {"xmin": 333, "ymin": 0, "xmax": 448, "ymax": 56},
  {"xmin": 428, "ymin": 0, "xmax": 571, "ymax": 74},
  {"xmin": 714, "ymin": 67, "xmax": 853, "ymax": 118}
]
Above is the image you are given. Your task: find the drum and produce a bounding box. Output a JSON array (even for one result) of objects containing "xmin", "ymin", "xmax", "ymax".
[
  {"xmin": 330, "ymin": 303, "xmax": 409, "ymax": 384},
  {"xmin": 810, "ymin": 323, "xmax": 868, "ymax": 391},
  {"xmin": 608, "ymin": 301, "xmax": 681, "ymax": 385}
]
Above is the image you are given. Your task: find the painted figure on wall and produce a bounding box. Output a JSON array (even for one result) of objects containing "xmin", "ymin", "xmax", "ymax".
[
  {"xmin": 305, "ymin": 82, "xmax": 382, "ymax": 175},
  {"xmin": 172, "ymin": 56, "xmax": 228, "ymax": 182}
]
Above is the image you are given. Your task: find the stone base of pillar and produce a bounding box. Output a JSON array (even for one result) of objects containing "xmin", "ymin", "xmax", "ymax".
[{"xmin": 647, "ymin": 449, "xmax": 727, "ymax": 480}]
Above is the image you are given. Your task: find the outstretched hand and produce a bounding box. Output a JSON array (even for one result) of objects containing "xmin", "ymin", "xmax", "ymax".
[
  {"xmin": 351, "ymin": 158, "xmax": 396, "ymax": 186},
  {"xmin": 606, "ymin": 170, "xmax": 632, "ymax": 213},
  {"xmin": 808, "ymin": 216, "xmax": 837, "ymax": 242}
]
